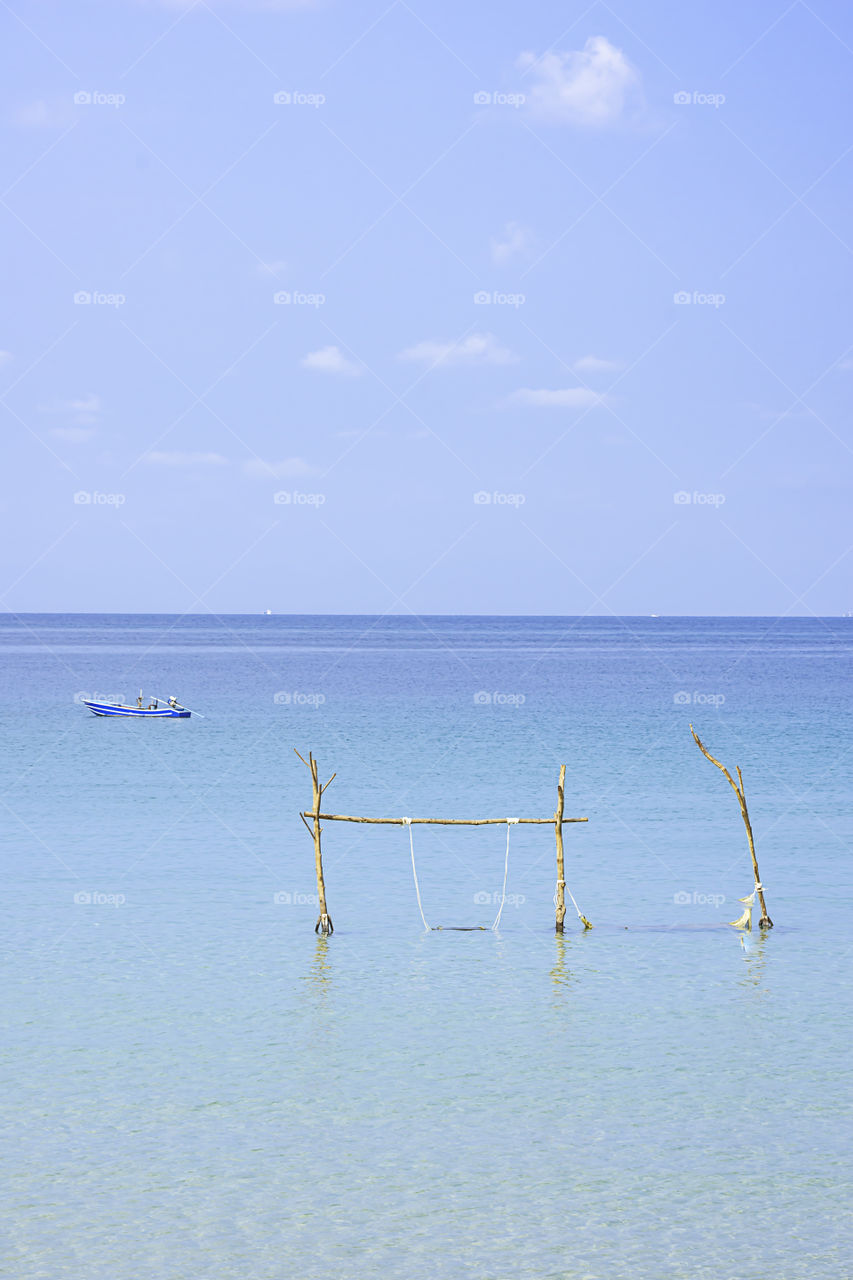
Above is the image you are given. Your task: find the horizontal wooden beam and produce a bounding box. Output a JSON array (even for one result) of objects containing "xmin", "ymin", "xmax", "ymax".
[{"xmin": 301, "ymin": 813, "xmax": 588, "ymax": 826}]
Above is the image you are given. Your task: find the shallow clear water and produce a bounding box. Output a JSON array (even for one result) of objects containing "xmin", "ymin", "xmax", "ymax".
[{"xmin": 2, "ymin": 615, "xmax": 851, "ymax": 1278}]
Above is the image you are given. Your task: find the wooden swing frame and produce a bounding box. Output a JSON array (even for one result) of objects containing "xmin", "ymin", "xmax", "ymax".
[{"xmin": 294, "ymin": 751, "xmax": 590, "ymax": 935}]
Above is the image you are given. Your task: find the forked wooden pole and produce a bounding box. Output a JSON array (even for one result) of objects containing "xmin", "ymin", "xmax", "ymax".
[
  {"xmin": 555, "ymin": 765, "xmax": 567, "ymax": 932},
  {"xmin": 555, "ymin": 764, "xmax": 592, "ymax": 933},
  {"xmin": 690, "ymin": 725, "xmax": 772, "ymax": 929},
  {"xmin": 295, "ymin": 749, "xmax": 334, "ymax": 934}
]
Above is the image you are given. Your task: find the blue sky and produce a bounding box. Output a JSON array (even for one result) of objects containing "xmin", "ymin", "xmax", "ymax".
[{"xmin": 2, "ymin": 0, "xmax": 852, "ymax": 614}]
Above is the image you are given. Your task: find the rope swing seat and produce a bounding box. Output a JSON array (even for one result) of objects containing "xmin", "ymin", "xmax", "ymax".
[{"xmin": 403, "ymin": 816, "xmax": 522, "ymax": 932}]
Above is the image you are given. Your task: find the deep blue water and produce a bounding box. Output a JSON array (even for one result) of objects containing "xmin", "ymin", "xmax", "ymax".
[{"xmin": 1, "ymin": 615, "xmax": 851, "ymax": 1278}]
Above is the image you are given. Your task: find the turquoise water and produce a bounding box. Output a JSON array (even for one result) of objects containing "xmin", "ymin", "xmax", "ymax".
[{"xmin": 2, "ymin": 615, "xmax": 851, "ymax": 1279}]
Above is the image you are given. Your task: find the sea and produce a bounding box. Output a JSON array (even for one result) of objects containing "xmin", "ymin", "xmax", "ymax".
[{"xmin": 1, "ymin": 614, "xmax": 850, "ymax": 1279}]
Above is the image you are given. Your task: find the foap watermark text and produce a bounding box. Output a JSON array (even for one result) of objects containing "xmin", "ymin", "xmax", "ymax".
[
  {"xmin": 674, "ymin": 691, "xmax": 726, "ymax": 707},
  {"xmin": 274, "ymin": 691, "xmax": 326, "ymax": 707},
  {"xmin": 474, "ymin": 490, "xmax": 525, "ymax": 507},
  {"xmin": 673, "ymin": 490, "xmax": 725, "ymax": 506},
  {"xmin": 474, "ymin": 691, "xmax": 525, "ymax": 706},
  {"xmin": 674, "ymin": 890, "xmax": 726, "ymax": 907}
]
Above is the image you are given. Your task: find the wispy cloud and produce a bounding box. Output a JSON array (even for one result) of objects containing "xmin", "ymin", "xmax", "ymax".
[
  {"xmin": 490, "ymin": 222, "xmax": 531, "ymax": 265},
  {"xmin": 145, "ymin": 451, "xmax": 229, "ymax": 466},
  {"xmin": 301, "ymin": 345, "xmax": 362, "ymax": 376},
  {"xmin": 335, "ymin": 427, "xmax": 429, "ymax": 440},
  {"xmin": 13, "ymin": 99, "xmax": 74, "ymax": 129},
  {"xmin": 255, "ymin": 259, "xmax": 287, "ymax": 277},
  {"xmin": 518, "ymin": 37, "xmax": 641, "ymax": 126},
  {"xmin": 153, "ymin": 0, "xmax": 319, "ymax": 9},
  {"xmin": 67, "ymin": 394, "xmax": 100, "ymax": 416},
  {"xmin": 398, "ymin": 332, "xmax": 517, "ymax": 367},
  {"xmin": 509, "ymin": 387, "xmax": 602, "ymax": 408},
  {"xmin": 0, "ymin": 351, "xmax": 13, "ymax": 366},
  {"xmin": 242, "ymin": 457, "xmax": 317, "ymax": 478},
  {"xmin": 49, "ymin": 426, "xmax": 96, "ymax": 444},
  {"xmin": 38, "ymin": 392, "xmax": 101, "ymax": 426},
  {"xmin": 573, "ymin": 355, "xmax": 623, "ymax": 374}
]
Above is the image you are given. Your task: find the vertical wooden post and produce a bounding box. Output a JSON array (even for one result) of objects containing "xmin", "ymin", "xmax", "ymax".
[
  {"xmin": 295, "ymin": 749, "xmax": 334, "ymax": 934},
  {"xmin": 555, "ymin": 764, "xmax": 566, "ymax": 933}
]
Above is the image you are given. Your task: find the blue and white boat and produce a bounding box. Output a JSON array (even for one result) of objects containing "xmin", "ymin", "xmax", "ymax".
[{"xmin": 81, "ymin": 693, "xmax": 191, "ymax": 718}]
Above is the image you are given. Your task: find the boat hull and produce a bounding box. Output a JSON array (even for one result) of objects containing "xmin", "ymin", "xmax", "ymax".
[{"xmin": 82, "ymin": 700, "xmax": 190, "ymax": 718}]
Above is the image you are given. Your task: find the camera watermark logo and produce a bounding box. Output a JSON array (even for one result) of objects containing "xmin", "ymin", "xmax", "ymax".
[
  {"xmin": 673, "ymin": 490, "xmax": 725, "ymax": 507},
  {"xmin": 73, "ymin": 491, "xmax": 126, "ymax": 506},
  {"xmin": 674, "ymin": 890, "xmax": 726, "ymax": 907},
  {"xmin": 274, "ymin": 890, "xmax": 320, "ymax": 905},
  {"xmin": 473, "ymin": 490, "xmax": 525, "ymax": 507},
  {"xmin": 474, "ymin": 890, "xmax": 526, "ymax": 907},
  {"xmin": 273, "ymin": 290, "xmax": 325, "ymax": 308},
  {"xmin": 273, "ymin": 491, "xmax": 325, "ymax": 506},
  {"xmin": 473, "ymin": 690, "xmax": 526, "ymax": 707},
  {"xmin": 673, "ymin": 691, "xmax": 726, "ymax": 707},
  {"xmin": 273, "ymin": 691, "xmax": 326, "ymax": 707},
  {"xmin": 74, "ymin": 890, "xmax": 126, "ymax": 906},
  {"xmin": 473, "ymin": 290, "xmax": 525, "ymax": 308},
  {"xmin": 73, "ymin": 290, "xmax": 126, "ymax": 308},
  {"xmin": 74, "ymin": 90, "xmax": 126, "ymax": 108},
  {"xmin": 673, "ymin": 290, "xmax": 726, "ymax": 307},
  {"xmin": 273, "ymin": 90, "xmax": 325, "ymax": 108},
  {"xmin": 674, "ymin": 91, "xmax": 725, "ymax": 108},
  {"xmin": 473, "ymin": 90, "xmax": 526, "ymax": 108}
]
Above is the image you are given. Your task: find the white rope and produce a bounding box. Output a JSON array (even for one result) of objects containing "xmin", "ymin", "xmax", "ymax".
[
  {"xmin": 554, "ymin": 878, "xmax": 586, "ymax": 922},
  {"xmin": 402, "ymin": 818, "xmax": 431, "ymax": 932},
  {"xmin": 492, "ymin": 819, "xmax": 518, "ymax": 931}
]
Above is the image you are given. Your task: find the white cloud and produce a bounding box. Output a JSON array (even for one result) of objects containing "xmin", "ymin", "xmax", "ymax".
[
  {"xmin": 0, "ymin": 351, "xmax": 12, "ymax": 365},
  {"xmin": 255, "ymin": 259, "xmax": 287, "ymax": 277},
  {"xmin": 49, "ymin": 426, "xmax": 96, "ymax": 443},
  {"xmin": 145, "ymin": 451, "xmax": 229, "ymax": 466},
  {"xmin": 14, "ymin": 99, "xmax": 74, "ymax": 129},
  {"xmin": 242, "ymin": 457, "xmax": 317, "ymax": 478},
  {"xmin": 335, "ymin": 427, "xmax": 429, "ymax": 440},
  {"xmin": 836, "ymin": 357, "xmax": 853, "ymax": 371},
  {"xmin": 518, "ymin": 37, "xmax": 640, "ymax": 126},
  {"xmin": 490, "ymin": 222, "xmax": 530, "ymax": 265},
  {"xmin": 573, "ymin": 355, "xmax": 623, "ymax": 374},
  {"xmin": 398, "ymin": 332, "xmax": 517, "ymax": 367},
  {"xmin": 39, "ymin": 393, "xmax": 100, "ymax": 413},
  {"xmin": 152, "ymin": 0, "xmax": 318, "ymax": 9},
  {"xmin": 301, "ymin": 345, "xmax": 362, "ymax": 376},
  {"xmin": 509, "ymin": 387, "xmax": 602, "ymax": 408},
  {"xmin": 38, "ymin": 392, "xmax": 101, "ymax": 425},
  {"xmin": 67, "ymin": 394, "xmax": 100, "ymax": 414}
]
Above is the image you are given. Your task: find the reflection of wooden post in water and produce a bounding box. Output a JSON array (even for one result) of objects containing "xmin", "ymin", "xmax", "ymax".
[
  {"xmin": 738, "ymin": 929, "xmax": 769, "ymax": 993},
  {"xmin": 306, "ymin": 935, "xmax": 333, "ymax": 998},
  {"xmin": 690, "ymin": 725, "xmax": 773, "ymax": 929},
  {"xmin": 550, "ymin": 933, "xmax": 569, "ymax": 996}
]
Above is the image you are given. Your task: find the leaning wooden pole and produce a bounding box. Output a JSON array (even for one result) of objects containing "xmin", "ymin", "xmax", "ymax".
[
  {"xmin": 295, "ymin": 749, "xmax": 335, "ymax": 935},
  {"xmin": 690, "ymin": 725, "xmax": 772, "ymax": 929}
]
